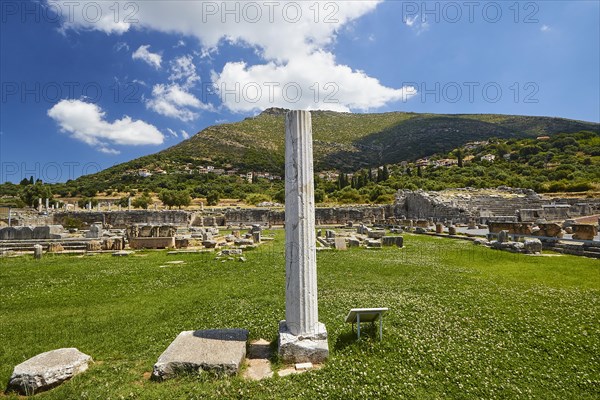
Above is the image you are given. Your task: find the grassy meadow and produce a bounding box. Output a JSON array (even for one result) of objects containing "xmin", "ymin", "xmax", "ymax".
[{"xmin": 0, "ymin": 232, "xmax": 598, "ymax": 399}]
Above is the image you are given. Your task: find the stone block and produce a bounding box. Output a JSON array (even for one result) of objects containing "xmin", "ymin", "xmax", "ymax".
[
  {"xmin": 365, "ymin": 239, "xmax": 382, "ymax": 248},
  {"xmin": 382, "ymin": 237, "xmax": 396, "ymax": 246},
  {"xmin": 86, "ymin": 241, "xmax": 102, "ymax": 251},
  {"xmin": 347, "ymin": 237, "xmax": 361, "ymax": 247},
  {"xmin": 333, "ymin": 237, "xmax": 347, "ymax": 250},
  {"xmin": 15, "ymin": 226, "xmax": 33, "ymax": 240},
  {"xmin": 367, "ymin": 230, "xmax": 386, "ymax": 239},
  {"xmin": 524, "ymin": 239, "xmax": 542, "ymax": 254},
  {"xmin": 152, "ymin": 329, "xmax": 248, "ymax": 380},
  {"xmin": 47, "ymin": 243, "xmax": 64, "ymax": 253},
  {"xmin": 7, "ymin": 348, "xmax": 92, "ymax": 395},
  {"xmin": 572, "ymin": 224, "xmax": 598, "ymax": 241},
  {"xmin": 175, "ymin": 238, "xmax": 189, "ymax": 249},
  {"xmin": 497, "ymin": 230, "xmax": 510, "ymax": 243},
  {"xmin": 0, "ymin": 227, "xmax": 16, "ymax": 240},
  {"xmin": 278, "ymin": 321, "xmax": 328, "ymax": 364},
  {"xmin": 130, "ymin": 237, "xmax": 176, "ymax": 249}
]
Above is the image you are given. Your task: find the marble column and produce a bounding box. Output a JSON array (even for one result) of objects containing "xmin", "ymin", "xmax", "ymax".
[{"xmin": 278, "ymin": 110, "xmax": 328, "ymax": 363}]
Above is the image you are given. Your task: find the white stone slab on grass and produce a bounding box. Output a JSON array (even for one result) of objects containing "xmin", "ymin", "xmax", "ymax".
[
  {"xmin": 7, "ymin": 348, "xmax": 92, "ymax": 395},
  {"xmin": 152, "ymin": 329, "xmax": 248, "ymax": 380}
]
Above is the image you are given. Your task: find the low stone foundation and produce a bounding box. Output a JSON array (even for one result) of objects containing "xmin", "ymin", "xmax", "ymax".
[{"xmin": 129, "ymin": 237, "xmax": 176, "ymax": 249}]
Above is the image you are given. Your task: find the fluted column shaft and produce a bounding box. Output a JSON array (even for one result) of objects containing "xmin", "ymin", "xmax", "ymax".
[{"xmin": 284, "ymin": 110, "xmax": 319, "ymax": 336}]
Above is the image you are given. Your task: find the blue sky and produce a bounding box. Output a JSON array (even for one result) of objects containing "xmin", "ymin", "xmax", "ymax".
[{"xmin": 1, "ymin": 0, "xmax": 599, "ymax": 183}]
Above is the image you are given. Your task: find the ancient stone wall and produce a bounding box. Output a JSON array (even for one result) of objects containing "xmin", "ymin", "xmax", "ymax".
[{"xmin": 53, "ymin": 211, "xmax": 194, "ymax": 229}]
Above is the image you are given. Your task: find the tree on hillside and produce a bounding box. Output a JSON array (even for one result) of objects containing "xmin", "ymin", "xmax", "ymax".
[
  {"xmin": 159, "ymin": 190, "xmax": 191, "ymax": 209},
  {"xmin": 20, "ymin": 182, "xmax": 52, "ymax": 207},
  {"xmin": 456, "ymin": 149, "xmax": 464, "ymax": 168},
  {"xmin": 206, "ymin": 190, "xmax": 221, "ymax": 206},
  {"xmin": 132, "ymin": 193, "xmax": 153, "ymax": 209}
]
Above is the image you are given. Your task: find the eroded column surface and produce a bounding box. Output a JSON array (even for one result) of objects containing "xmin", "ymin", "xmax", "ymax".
[{"xmin": 284, "ymin": 110, "xmax": 319, "ymax": 336}]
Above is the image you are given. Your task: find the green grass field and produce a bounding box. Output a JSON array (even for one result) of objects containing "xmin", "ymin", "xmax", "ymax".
[{"xmin": 1, "ymin": 233, "xmax": 599, "ymax": 399}]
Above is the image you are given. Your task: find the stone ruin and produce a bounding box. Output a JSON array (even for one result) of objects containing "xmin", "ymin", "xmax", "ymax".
[
  {"xmin": 488, "ymin": 221, "xmax": 598, "ymax": 241},
  {"xmin": 315, "ymin": 224, "xmax": 404, "ymax": 250},
  {"xmin": 394, "ymin": 188, "xmax": 600, "ymax": 224}
]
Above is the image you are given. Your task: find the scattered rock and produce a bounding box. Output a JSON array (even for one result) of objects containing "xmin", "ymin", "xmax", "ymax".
[
  {"xmin": 7, "ymin": 348, "xmax": 92, "ymax": 395},
  {"xmin": 152, "ymin": 329, "xmax": 249, "ymax": 380}
]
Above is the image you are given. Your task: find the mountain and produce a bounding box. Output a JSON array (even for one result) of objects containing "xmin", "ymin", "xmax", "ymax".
[{"xmin": 75, "ymin": 109, "xmax": 599, "ymax": 185}]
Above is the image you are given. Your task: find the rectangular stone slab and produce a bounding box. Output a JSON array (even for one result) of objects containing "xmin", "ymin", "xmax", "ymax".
[{"xmin": 152, "ymin": 329, "xmax": 248, "ymax": 380}]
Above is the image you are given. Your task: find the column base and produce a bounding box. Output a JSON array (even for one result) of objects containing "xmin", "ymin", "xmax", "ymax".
[{"xmin": 278, "ymin": 321, "xmax": 329, "ymax": 364}]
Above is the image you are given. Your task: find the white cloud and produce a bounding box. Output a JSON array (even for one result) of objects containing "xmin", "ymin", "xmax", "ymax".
[
  {"xmin": 49, "ymin": 1, "xmax": 411, "ymax": 111},
  {"xmin": 47, "ymin": 99, "xmax": 164, "ymax": 153},
  {"xmin": 405, "ymin": 15, "xmax": 429, "ymax": 35},
  {"xmin": 166, "ymin": 128, "xmax": 178, "ymax": 137},
  {"xmin": 132, "ymin": 45, "xmax": 162, "ymax": 69},
  {"xmin": 541, "ymin": 25, "xmax": 551, "ymax": 32},
  {"xmin": 169, "ymin": 55, "xmax": 200, "ymax": 88},
  {"xmin": 146, "ymin": 83, "xmax": 213, "ymax": 122},
  {"xmin": 213, "ymin": 50, "xmax": 415, "ymax": 112},
  {"xmin": 174, "ymin": 40, "xmax": 186, "ymax": 48},
  {"xmin": 114, "ymin": 42, "xmax": 129, "ymax": 52},
  {"xmin": 181, "ymin": 130, "xmax": 190, "ymax": 139}
]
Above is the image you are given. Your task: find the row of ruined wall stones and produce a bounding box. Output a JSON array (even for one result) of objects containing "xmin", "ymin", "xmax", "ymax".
[
  {"xmin": 52, "ymin": 207, "xmax": 394, "ymax": 229},
  {"xmin": 488, "ymin": 221, "xmax": 598, "ymax": 240}
]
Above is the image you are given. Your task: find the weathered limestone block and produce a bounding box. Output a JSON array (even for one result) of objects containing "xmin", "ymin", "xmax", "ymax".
[
  {"xmin": 85, "ymin": 223, "xmax": 103, "ymax": 239},
  {"xmin": 130, "ymin": 237, "xmax": 176, "ymax": 249},
  {"xmin": 86, "ymin": 241, "xmax": 102, "ymax": 251},
  {"xmin": 47, "ymin": 243, "xmax": 64, "ymax": 253},
  {"xmin": 16, "ymin": 226, "xmax": 33, "ymax": 240},
  {"xmin": 435, "ymin": 223, "xmax": 444, "ymax": 234},
  {"xmin": 448, "ymin": 226, "xmax": 457, "ymax": 235},
  {"xmin": 202, "ymin": 240, "xmax": 218, "ymax": 249},
  {"xmin": 348, "ymin": 237, "xmax": 361, "ymax": 247},
  {"xmin": 0, "ymin": 227, "xmax": 17, "ymax": 240},
  {"xmin": 175, "ymin": 238, "xmax": 189, "ymax": 249},
  {"xmin": 365, "ymin": 239, "xmax": 382, "ymax": 248},
  {"xmin": 139, "ymin": 225, "xmax": 153, "ymax": 238},
  {"xmin": 382, "ymin": 237, "xmax": 397, "ymax": 246},
  {"xmin": 534, "ymin": 223, "xmax": 563, "ymax": 238},
  {"xmin": 333, "ymin": 237, "xmax": 347, "ymax": 250},
  {"xmin": 278, "ymin": 321, "xmax": 328, "ymax": 364},
  {"xmin": 367, "ymin": 230, "xmax": 386, "ymax": 239},
  {"xmin": 524, "ymin": 239, "xmax": 543, "ymax": 254},
  {"xmin": 572, "ymin": 224, "xmax": 598, "ymax": 241},
  {"xmin": 33, "ymin": 225, "xmax": 64, "ymax": 239},
  {"xmin": 7, "ymin": 348, "xmax": 92, "ymax": 395},
  {"xmin": 152, "ymin": 329, "xmax": 248, "ymax": 380},
  {"xmin": 498, "ymin": 230, "xmax": 510, "ymax": 243}
]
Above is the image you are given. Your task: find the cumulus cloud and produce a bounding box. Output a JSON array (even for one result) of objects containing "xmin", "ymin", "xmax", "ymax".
[
  {"xmin": 49, "ymin": 1, "xmax": 413, "ymax": 112},
  {"xmin": 181, "ymin": 129, "xmax": 190, "ymax": 139},
  {"xmin": 213, "ymin": 51, "xmax": 414, "ymax": 112},
  {"xmin": 47, "ymin": 99, "xmax": 164, "ymax": 153},
  {"xmin": 169, "ymin": 55, "xmax": 200, "ymax": 88},
  {"xmin": 132, "ymin": 45, "xmax": 162, "ymax": 69},
  {"xmin": 146, "ymin": 83, "xmax": 212, "ymax": 122},
  {"xmin": 145, "ymin": 53, "xmax": 212, "ymax": 121}
]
